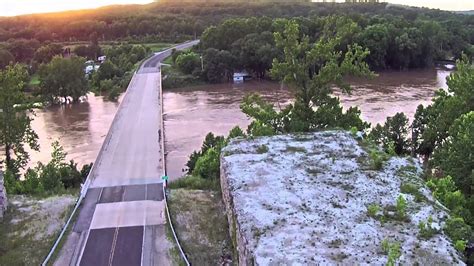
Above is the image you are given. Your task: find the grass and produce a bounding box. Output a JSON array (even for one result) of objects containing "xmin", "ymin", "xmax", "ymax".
[
  {"xmin": 0, "ymin": 195, "xmax": 75, "ymax": 265},
  {"xmin": 29, "ymin": 74, "xmax": 40, "ymax": 87},
  {"xmin": 45, "ymin": 199, "xmax": 80, "ymax": 266},
  {"xmin": 58, "ymin": 41, "xmax": 172, "ymax": 52},
  {"xmin": 142, "ymin": 42, "xmax": 171, "ymax": 53},
  {"xmin": 164, "ymin": 210, "xmax": 187, "ymax": 266},
  {"xmin": 162, "ymin": 56, "xmax": 173, "ymax": 65},
  {"xmin": 168, "ymin": 175, "xmax": 220, "ymax": 191},
  {"xmin": 400, "ymin": 183, "xmax": 427, "ymax": 203},
  {"xmin": 161, "ymin": 65, "xmax": 204, "ymax": 89},
  {"xmin": 167, "ymin": 188, "xmax": 233, "ymax": 265}
]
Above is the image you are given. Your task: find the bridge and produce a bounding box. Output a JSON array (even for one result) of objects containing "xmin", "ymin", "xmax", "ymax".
[{"xmin": 51, "ymin": 40, "xmax": 199, "ymax": 266}]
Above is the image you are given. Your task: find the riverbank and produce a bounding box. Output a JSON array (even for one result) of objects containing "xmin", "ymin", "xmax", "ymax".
[{"xmin": 21, "ymin": 68, "xmax": 449, "ymax": 180}]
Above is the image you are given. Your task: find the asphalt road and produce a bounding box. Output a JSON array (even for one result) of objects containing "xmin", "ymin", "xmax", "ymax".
[{"xmin": 60, "ymin": 41, "xmax": 199, "ymax": 266}]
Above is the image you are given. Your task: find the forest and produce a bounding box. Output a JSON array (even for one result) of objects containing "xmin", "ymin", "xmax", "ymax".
[
  {"xmin": 0, "ymin": 1, "xmax": 473, "ymax": 47},
  {"xmin": 1, "ymin": 2, "xmax": 473, "ymax": 89}
]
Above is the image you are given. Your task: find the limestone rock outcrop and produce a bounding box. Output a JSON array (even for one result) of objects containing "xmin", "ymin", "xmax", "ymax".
[{"xmin": 220, "ymin": 131, "xmax": 464, "ymax": 265}]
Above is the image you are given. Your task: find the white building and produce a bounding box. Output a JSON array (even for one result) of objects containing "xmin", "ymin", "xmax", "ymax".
[
  {"xmin": 233, "ymin": 71, "xmax": 250, "ymax": 83},
  {"xmin": 98, "ymin": 55, "xmax": 106, "ymax": 63}
]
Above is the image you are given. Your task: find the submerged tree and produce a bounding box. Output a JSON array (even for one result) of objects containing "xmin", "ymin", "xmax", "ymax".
[
  {"xmin": 39, "ymin": 56, "xmax": 88, "ymax": 103},
  {"xmin": 0, "ymin": 64, "xmax": 39, "ymax": 172},
  {"xmin": 242, "ymin": 18, "xmax": 372, "ymax": 135}
]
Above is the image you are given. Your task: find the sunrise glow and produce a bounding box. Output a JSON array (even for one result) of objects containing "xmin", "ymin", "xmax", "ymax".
[
  {"xmin": 0, "ymin": 0, "xmax": 473, "ymax": 17},
  {"xmin": 0, "ymin": 0, "xmax": 154, "ymax": 16}
]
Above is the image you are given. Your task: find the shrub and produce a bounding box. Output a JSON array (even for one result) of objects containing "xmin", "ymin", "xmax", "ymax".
[
  {"xmin": 381, "ymin": 239, "xmax": 401, "ymax": 266},
  {"xmin": 368, "ymin": 148, "xmax": 388, "ymax": 170},
  {"xmin": 227, "ymin": 126, "xmax": 246, "ymax": 140},
  {"xmin": 396, "ymin": 195, "xmax": 408, "ymax": 220},
  {"xmin": 3, "ymin": 141, "xmax": 90, "ymax": 196},
  {"xmin": 418, "ymin": 216, "xmax": 438, "ymax": 239},
  {"xmin": 256, "ymin": 145, "xmax": 269, "ymax": 154},
  {"xmin": 186, "ymin": 132, "xmax": 225, "ymax": 174},
  {"xmin": 455, "ymin": 240, "xmax": 467, "ymax": 253},
  {"xmin": 175, "ymin": 52, "xmax": 201, "ymax": 75},
  {"xmin": 193, "ymin": 148, "xmax": 220, "ymax": 179},
  {"xmin": 400, "ymin": 183, "xmax": 426, "ymax": 203},
  {"xmin": 350, "ymin": 126, "xmax": 358, "ymax": 136},
  {"xmin": 367, "ymin": 204, "xmax": 380, "ymax": 218},
  {"xmin": 427, "ymin": 176, "xmax": 467, "ymax": 216},
  {"xmin": 444, "ymin": 217, "xmax": 472, "ymax": 242}
]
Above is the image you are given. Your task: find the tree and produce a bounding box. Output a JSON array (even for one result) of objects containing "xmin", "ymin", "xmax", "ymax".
[
  {"xmin": 186, "ymin": 132, "xmax": 225, "ymax": 174},
  {"xmin": 433, "ymin": 112, "xmax": 474, "ymax": 197},
  {"xmin": 33, "ymin": 44, "xmax": 63, "ymax": 64},
  {"xmin": 232, "ymin": 31, "xmax": 277, "ymax": 78},
  {"xmin": 73, "ymin": 44, "xmax": 102, "ymax": 60},
  {"xmin": 39, "ymin": 56, "xmax": 89, "ymax": 103},
  {"xmin": 6, "ymin": 38, "xmax": 40, "ymax": 62},
  {"xmin": 412, "ymin": 55, "xmax": 473, "ymax": 161},
  {"xmin": 202, "ymin": 48, "xmax": 235, "ymax": 83},
  {"xmin": 0, "ymin": 49, "xmax": 14, "ymax": 69},
  {"xmin": 357, "ymin": 24, "xmax": 391, "ymax": 69},
  {"xmin": 0, "ymin": 64, "xmax": 39, "ymax": 172},
  {"xmin": 242, "ymin": 19, "xmax": 372, "ymax": 134},
  {"xmin": 175, "ymin": 52, "xmax": 201, "ymax": 75},
  {"xmin": 369, "ymin": 112, "xmax": 410, "ymax": 155}
]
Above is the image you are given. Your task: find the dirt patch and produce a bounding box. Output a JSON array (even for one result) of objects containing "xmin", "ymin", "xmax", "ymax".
[
  {"xmin": 168, "ymin": 189, "xmax": 233, "ymax": 265},
  {"xmin": 0, "ymin": 195, "xmax": 75, "ymax": 265}
]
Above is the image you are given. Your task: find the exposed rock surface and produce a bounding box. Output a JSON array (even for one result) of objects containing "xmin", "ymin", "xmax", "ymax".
[
  {"xmin": 220, "ymin": 131, "xmax": 464, "ymax": 265},
  {"xmin": 0, "ymin": 171, "xmax": 6, "ymax": 218}
]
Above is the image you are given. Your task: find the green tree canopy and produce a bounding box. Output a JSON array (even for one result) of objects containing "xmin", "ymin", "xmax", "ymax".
[
  {"xmin": 175, "ymin": 52, "xmax": 201, "ymax": 75},
  {"xmin": 0, "ymin": 49, "xmax": 14, "ymax": 70},
  {"xmin": 242, "ymin": 18, "xmax": 372, "ymax": 135},
  {"xmin": 33, "ymin": 44, "xmax": 63, "ymax": 64},
  {"xmin": 433, "ymin": 112, "xmax": 474, "ymax": 197},
  {"xmin": 369, "ymin": 112, "xmax": 410, "ymax": 155},
  {"xmin": 39, "ymin": 56, "xmax": 89, "ymax": 103},
  {"xmin": 0, "ymin": 64, "xmax": 39, "ymax": 172},
  {"xmin": 412, "ymin": 55, "xmax": 473, "ymax": 161}
]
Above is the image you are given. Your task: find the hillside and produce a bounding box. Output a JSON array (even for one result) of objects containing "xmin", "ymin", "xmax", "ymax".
[
  {"xmin": 220, "ymin": 131, "xmax": 464, "ymax": 265},
  {"xmin": 0, "ymin": 1, "xmax": 469, "ymax": 43}
]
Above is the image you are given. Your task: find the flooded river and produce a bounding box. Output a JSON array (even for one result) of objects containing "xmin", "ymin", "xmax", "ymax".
[{"xmin": 26, "ymin": 69, "xmax": 449, "ymax": 179}]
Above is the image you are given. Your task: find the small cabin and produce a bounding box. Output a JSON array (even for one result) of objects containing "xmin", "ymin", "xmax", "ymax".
[{"xmin": 233, "ymin": 71, "xmax": 250, "ymax": 83}]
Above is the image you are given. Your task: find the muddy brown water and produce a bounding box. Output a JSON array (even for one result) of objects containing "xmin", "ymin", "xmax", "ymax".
[{"xmin": 24, "ymin": 69, "xmax": 449, "ymax": 179}]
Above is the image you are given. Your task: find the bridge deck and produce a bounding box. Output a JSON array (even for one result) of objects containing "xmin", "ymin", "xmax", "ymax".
[{"xmin": 56, "ymin": 40, "xmax": 199, "ymax": 266}]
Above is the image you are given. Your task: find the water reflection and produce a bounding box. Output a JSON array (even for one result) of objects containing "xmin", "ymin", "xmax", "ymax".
[
  {"xmin": 24, "ymin": 69, "xmax": 449, "ymax": 179},
  {"xmin": 27, "ymin": 93, "xmax": 121, "ymax": 169},
  {"xmin": 164, "ymin": 69, "xmax": 449, "ymax": 178}
]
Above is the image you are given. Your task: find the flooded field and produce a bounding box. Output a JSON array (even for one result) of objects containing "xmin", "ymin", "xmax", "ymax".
[{"xmin": 25, "ymin": 69, "xmax": 449, "ymax": 179}]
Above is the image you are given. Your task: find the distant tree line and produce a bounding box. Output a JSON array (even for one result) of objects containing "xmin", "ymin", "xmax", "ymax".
[
  {"xmin": 198, "ymin": 15, "xmax": 472, "ymax": 81},
  {"xmin": 0, "ymin": 1, "xmax": 472, "ymax": 46}
]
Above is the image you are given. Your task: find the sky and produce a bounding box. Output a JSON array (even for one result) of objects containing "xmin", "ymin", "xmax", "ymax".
[{"xmin": 0, "ymin": 0, "xmax": 473, "ymax": 17}]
